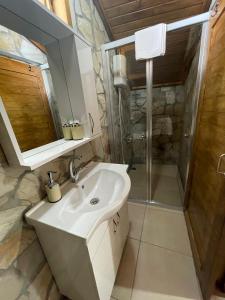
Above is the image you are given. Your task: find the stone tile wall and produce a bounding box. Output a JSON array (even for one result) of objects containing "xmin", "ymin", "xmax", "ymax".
[
  {"xmin": 129, "ymin": 86, "xmax": 185, "ymax": 164},
  {"xmin": 0, "ymin": 25, "xmax": 47, "ymax": 64},
  {"xmin": 71, "ymin": 0, "xmax": 111, "ymax": 162},
  {"xmin": 0, "ymin": 1, "xmax": 111, "ymax": 299}
]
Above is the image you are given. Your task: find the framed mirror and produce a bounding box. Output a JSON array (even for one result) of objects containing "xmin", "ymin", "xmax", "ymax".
[
  {"xmin": 0, "ymin": 25, "xmax": 67, "ymax": 153},
  {"xmin": 0, "ymin": 0, "xmax": 100, "ymax": 169}
]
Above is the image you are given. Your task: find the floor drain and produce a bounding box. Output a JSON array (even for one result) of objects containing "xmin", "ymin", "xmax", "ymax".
[{"xmin": 90, "ymin": 198, "xmax": 100, "ymax": 205}]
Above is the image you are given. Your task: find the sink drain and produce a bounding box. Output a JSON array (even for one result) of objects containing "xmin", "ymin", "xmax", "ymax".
[{"xmin": 90, "ymin": 198, "xmax": 100, "ymax": 205}]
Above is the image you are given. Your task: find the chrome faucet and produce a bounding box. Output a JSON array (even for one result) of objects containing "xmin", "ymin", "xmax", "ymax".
[{"xmin": 69, "ymin": 155, "xmax": 82, "ymax": 183}]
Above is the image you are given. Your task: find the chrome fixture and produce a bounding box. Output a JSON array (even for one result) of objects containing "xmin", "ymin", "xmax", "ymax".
[
  {"xmin": 69, "ymin": 155, "xmax": 82, "ymax": 183},
  {"xmin": 125, "ymin": 134, "xmax": 145, "ymax": 143}
]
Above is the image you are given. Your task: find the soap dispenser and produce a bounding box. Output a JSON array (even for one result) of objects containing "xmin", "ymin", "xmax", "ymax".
[{"xmin": 45, "ymin": 171, "xmax": 62, "ymax": 203}]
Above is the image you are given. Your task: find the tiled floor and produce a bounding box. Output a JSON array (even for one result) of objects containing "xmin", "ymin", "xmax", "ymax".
[
  {"xmin": 128, "ymin": 164, "xmax": 183, "ymax": 207},
  {"xmin": 111, "ymin": 203, "xmax": 202, "ymax": 300}
]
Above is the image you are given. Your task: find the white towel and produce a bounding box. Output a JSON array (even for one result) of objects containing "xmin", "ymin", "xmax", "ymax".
[
  {"xmin": 135, "ymin": 24, "xmax": 167, "ymax": 60},
  {"xmin": 153, "ymin": 117, "xmax": 173, "ymax": 136}
]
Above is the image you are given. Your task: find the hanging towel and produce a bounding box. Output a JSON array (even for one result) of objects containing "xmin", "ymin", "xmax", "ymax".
[
  {"xmin": 135, "ymin": 23, "xmax": 167, "ymax": 60},
  {"xmin": 152, "ymin": 116, "xmax": 173, "ymax": 136}
]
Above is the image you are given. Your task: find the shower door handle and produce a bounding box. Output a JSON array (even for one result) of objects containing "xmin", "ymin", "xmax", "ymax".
[
  {"xmin": 217, "ymin": 154, "xmax": 225, "ymax": 175},
  {"xmin": 184, "ymin": 132, "xmax": 190, "ymax": 138}
]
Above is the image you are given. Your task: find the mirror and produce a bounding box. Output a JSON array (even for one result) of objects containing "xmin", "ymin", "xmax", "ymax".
[{"xmin": 0, "ymin": 24, "xmax": 73, "ymax": 153}]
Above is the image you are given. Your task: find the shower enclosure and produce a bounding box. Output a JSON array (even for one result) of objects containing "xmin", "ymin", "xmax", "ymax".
[{"xmin": 102, "ymin": 13, "xmax": 210, "ymax": 208}]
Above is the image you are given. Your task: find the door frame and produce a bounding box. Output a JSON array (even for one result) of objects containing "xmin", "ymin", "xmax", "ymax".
[
  {"xmin": 101, "ymin": 12, "xmax": 211, "ymax": 203},
  {"xmin": 184, "ymin": 2, "xmax": 225, "ymax": 298},
  {"xmin": 183, "ymin": 21, "xmax": 211, "ymax": 203}
]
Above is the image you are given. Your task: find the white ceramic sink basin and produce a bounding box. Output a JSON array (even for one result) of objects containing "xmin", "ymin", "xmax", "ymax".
[
  {"xmin": 26, "ymin": 162, "xmax": 131, "ymax": 240},
  {"xmin": 65, "ymin": 169, "xmax": 124, "ymax": 213}
]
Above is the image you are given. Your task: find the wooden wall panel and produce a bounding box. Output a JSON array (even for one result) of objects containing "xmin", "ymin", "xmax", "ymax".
[
  {"xmin": 0, "ymin": 56, "xmax": 56, "ymax": 152},
  {"xmin": 185, "ymin": 1, "xmax": 225, "ymax": 298}
]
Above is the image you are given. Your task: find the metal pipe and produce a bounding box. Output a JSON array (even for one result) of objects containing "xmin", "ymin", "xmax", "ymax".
[
  {"xmin": 118, "ymin": 87, "xmax": 125, "ymax": 164},
  {"xmin": 146, "ymin": 60, "xmax": 153, "ymax": 202},
  {"xmin": 102, "ymin": 12, "xmax": 211, "ymax": 51}
]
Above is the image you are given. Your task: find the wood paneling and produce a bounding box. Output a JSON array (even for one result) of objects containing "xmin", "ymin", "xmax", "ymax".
[
  {"xmin": 0, "ymin": 56, "xmax": 56, "ymax": 152},
  {"xmin": 96, "ymin": 0, "xmax": 210, "ymax": 87},
  {"xmin": 185, "ymin": 1, "xmax": 225, "ymax": 299},
  {"xmin": 99, "ymin": 0, "xmax": 209, "ymax": 32}
]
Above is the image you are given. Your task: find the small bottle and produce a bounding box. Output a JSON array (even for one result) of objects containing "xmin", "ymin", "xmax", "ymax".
[
  {"xmin": 71, "ymin": 121, "xmax": 84, "ymax": 140},
  {"xmin": 45, "ymin": 171, "xmax": 62, "ymax": 203},
  {"xmin": 62, "ymin": 123, "xmax": 72, "ymax": 140}
]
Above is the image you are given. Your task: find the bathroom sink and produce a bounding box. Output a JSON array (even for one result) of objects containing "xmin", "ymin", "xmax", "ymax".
[
  {"xmin": 26, "ymin": 162, "xmax": 131, "ymax": 240},
  {"xmin": 66, "ymin": 169, "xmax": 124, "ymax": 213}
]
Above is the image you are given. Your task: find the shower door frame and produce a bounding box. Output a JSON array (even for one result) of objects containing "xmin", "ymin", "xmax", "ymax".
[{"xmin": 101, "ymin": 12, "xmax": 211, "ymax": 204}]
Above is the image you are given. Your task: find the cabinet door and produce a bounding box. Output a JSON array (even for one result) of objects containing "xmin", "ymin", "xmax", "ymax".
[
  {"xmin": 91, "ymin": 203, "xmax": 129, "ymax": 300},
  {"xmin": 75, "ymin": 36, "xmax": 101, "ymax": 136},
  {"xmin": 113, "ymin": 202, "xmax": 129, "ymax": 271},
  {"xmin": 92, "ymin": 219, "xmax": 117, "ymax": 300}
]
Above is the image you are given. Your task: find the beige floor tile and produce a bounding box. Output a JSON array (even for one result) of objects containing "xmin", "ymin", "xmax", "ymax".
[
  {"xmin": 128, "ymin": 203, "xmax": 146, "ymax": 240},
  {"xmin": 129, "ymin": 167, "xmax": 147, "ymax": 200},
  {"xmin": 142, "ymin": 206, "xmax": 192, "ymax": 256},
  {"xmin": 152, "ymin": 164, "xmax": 178, "ymax": 178},
  {"xmin": 112, "ymin": 238, "xmax": 140, "ymax": 300},
  {"xmin": 128, "ymin": 164, "xmax": 182, "ymax": 207},
  {"xmin": 131, "ymin": 243, "xmax": 202, "ymax": 300},
  {"xmin": 152, "ymin": 174, "xmax": 182, "ymax": 207}
]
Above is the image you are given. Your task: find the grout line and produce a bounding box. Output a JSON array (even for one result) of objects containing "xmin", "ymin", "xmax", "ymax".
[
  {"xmin": 141, "ymin": 204, "xmax": 193, "ymax": 258},
  {"xmin": 130, "ymin": 203, "xmax": 148, "ymax": 300},
  {"xmin": 140, "ymin": 240, "xmax": 193, "ymax": 258}
]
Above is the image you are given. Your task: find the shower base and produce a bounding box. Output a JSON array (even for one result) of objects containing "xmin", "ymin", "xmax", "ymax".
[{"xmin": 128, "ymin": 164, "xmax": 184, "ymax": 208}]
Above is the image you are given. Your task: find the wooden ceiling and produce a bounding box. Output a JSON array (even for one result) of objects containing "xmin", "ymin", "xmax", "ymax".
[{"xmin": 95, "ymin": 0, "xmax": 211, "ymax": 87}]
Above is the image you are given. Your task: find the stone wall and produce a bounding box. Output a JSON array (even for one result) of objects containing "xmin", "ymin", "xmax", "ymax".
[
  {"xmin": 71, "ymin": 0, "xmax": 110, "ymax": 162},
  {"xmin": 0, "ymin": 1, "xmax": 110, "ymax": 299},
  {"xmin": 0, "ymin": 25, "xmax": 47, "ymax": 64},
  {"xmin": 129, "ymin": 86, "xmax": 185, "ymax": 164}
]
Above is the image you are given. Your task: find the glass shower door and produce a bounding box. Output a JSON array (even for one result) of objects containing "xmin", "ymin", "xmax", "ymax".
[
  {"xmin": 106, "ymin": 48, "xmax": 148, "ymax": 203},
  {"xmin": 127, "ymin": 88, "xmax": 148, "ymax": 202}
]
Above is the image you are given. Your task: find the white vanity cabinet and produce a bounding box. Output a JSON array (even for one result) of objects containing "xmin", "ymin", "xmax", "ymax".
[
  {"xmin": 75, "ymin": 36, "xmax": 102, "ymax": 137},
  {"xmin": 32, "ymin": 202, "xmax": 129, "ymax": 300},
  {"xmin": 89, "ymin": 202, "xmax": 129, "ymax": 300}
]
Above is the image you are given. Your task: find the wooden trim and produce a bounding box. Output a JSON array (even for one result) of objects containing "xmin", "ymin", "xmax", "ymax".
[
  {"xmin": 30, "ymin": 40, "xmax": 47, "ymax": 54},
  {"xmin": 93, "ymin": 0, "xmax": 114, "ymax": 40}
]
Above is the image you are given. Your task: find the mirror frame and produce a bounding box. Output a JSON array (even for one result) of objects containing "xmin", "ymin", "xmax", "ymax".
[{"xmin": 0, "ymin": 0, "xmax": 94, "ymax": 169}]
